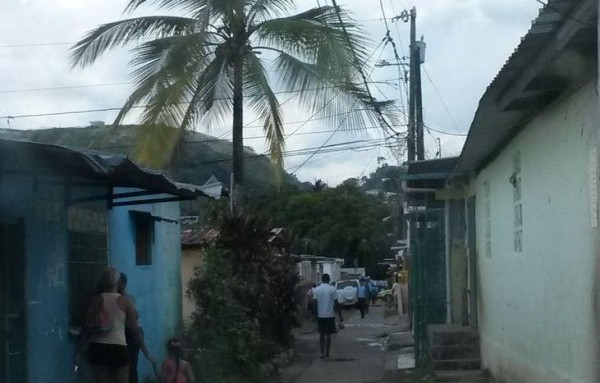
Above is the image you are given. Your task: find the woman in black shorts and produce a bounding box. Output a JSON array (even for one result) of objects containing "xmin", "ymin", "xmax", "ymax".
[{"xmin": 87, "ymin": 268, "xmax": 154, "ymax": 383}]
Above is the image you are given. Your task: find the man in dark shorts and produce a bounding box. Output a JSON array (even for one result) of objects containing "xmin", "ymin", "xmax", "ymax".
[{"xmin": 314, "ymin": 274, "xmax": 343, "ymax": 359}]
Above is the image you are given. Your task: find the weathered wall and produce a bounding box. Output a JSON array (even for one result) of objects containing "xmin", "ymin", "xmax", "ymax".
[
  {"xmin": 0, "ymin": 175, "xmax": 109, "ymax": 383},
  {"xmin": 108, "ymin": 190, "xmax": 183, "ymax": 381},
  {"xmin": 0, "ymin": 179, "xmax": 184, "ymax": 383},
  {"xmin": 448, "ymin": 199, "xmax": 467, "ymax": 324},
  {"xmin": 473, "ymin": 80, "xmax": 599, "ymax": 382},
  {"xmin": 181, "ymin": 246, "xmax": 203, "ymax": 321}
]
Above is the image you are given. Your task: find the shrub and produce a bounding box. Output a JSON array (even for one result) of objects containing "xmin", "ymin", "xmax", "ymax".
[{"xmin": 186, "ymin": 216, "xmax": 299, "ymax": 382}]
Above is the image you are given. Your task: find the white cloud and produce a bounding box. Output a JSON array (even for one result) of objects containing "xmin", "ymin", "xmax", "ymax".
[{"xmin": 0, "ymin": 0, "xmax": 542, "ymax": 185}]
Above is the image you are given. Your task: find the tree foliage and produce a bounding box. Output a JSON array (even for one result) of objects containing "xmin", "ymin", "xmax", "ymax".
[
  {"xmin": 249, "ymin": 181, "xmax": 393, "ymax": 276},
  {"xmin": 186, "ymin": 215, "xmax": 299, "ymax": 382}
]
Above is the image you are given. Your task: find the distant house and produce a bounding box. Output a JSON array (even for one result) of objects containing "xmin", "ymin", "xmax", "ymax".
[
  {"xmin": 0, "ymin": 139, "xmax": 213, "ymax": 383},
  {"xmin": 412, "ymin": 1, "xmax": 600, "ymax": 381},
  {"xmin": 295, "ymin": 254, "xmax": 344, "ymax": 284}
]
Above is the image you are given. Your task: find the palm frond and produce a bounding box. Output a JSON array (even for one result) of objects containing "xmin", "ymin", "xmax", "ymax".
[
  {"xmin": 247, "ymin": 0, "xmax": 295, "ymax": 24},
  {"xmin": 113, "ymin": 31, "xmax": 211, "ymax": 126},
  {"xmin": 71, "ymin": 16, "xmax": 198, "ymax": 68},
  {"xmin": 273, "ymin": 52, "xmax": 394, "ymax": 132},
  {"xmin": 132, "ymin": 123, "xmax": 181, "ymax": 168},
  {"xmin": 179, "ymin": 49, "xmax": 234, "ymax": 133},
  {"xmin": 243, "ymin": 52, "xmax": 284, "ymax": 167},
  {"xmin": 253, "ymin": 6, "xmax": 368, "ymax": 65},
  {"xmin": 124, "ymin": 0, "xmax": 213, "ymax": 14}
]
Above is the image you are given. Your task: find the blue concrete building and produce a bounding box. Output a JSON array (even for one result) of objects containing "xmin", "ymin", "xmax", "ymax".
[{"xmin": 0, "ymin": 138, "xmax": 211, "ymax": 382}]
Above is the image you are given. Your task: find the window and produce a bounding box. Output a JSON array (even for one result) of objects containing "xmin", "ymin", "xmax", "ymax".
[
  {"xmin": 512, "ymin": 152, "xmax": 523, "ymax": 253},
  {"xmin": 133, "ymin": 212, "xmax": 153, "ymax": 265},
  {"xmin": 68, "ymin": 206, "xmax": 108, "ymax": 328}
]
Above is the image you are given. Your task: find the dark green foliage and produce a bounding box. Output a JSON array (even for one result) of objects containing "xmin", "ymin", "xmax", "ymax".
[
  {"xmin": 185, "ymin": 216, "xmax": 299, "ymax": 383},
  {"xmin": 249, "ymin": 181, "xmax": 393, "ymax": 277}
]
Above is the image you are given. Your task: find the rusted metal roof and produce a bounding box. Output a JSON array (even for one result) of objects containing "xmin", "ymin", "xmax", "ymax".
[
  {"xmin": 458, "ymin": 0, "xmax": 597, "ymax": 173},
  {"xmin": 0, "ymin": 138, "xmax": 215, "ymax": 201}
]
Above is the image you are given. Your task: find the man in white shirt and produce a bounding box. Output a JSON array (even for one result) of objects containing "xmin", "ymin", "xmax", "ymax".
[{"xmin": 313, "ymin": 274, "xmax": 343, "ymax": 359}]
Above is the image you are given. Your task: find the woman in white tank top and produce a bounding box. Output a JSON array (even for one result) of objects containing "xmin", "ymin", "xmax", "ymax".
[{"xmin": 87, "ymin": 268, "xmax": 155, "ymax": 383}]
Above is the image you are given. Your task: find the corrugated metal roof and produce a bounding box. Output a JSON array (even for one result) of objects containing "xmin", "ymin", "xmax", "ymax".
[
  {"xmin": 457, "ymin": 0, "xmax": 597, "ymax": 173},
  {"xmin": 0, "ymin": 138, "xmax": 214, "ymax": 199}
]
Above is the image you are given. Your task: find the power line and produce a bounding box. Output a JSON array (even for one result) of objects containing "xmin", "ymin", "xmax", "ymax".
[
  {"xmin": 187, "ymin": 138, "xmax": 394, "ymax": 166},
  {"xmin": 0, "ymin": 80, "xmax": 398, "ymax": 120},
  {"xmin": 291, "ymin": 37, "xmax": 392, "ymax": 174},
  {"xmin": 196, "ymin": 125, "xmax": 406, "ymax": 144},
  {"xmin": 329, "ymin": 0, "xmax": 399, "ymax": 137},
  {"xmin": 0, "ymin": 82, "xmax": 132, "ymax": 94},
  {"xmin": 0, "ymin": 78, "xmax": 400, "ymax": 95},
  {"xmin": 0, "ymin": 41, "xmax": 74, "ymax": 48},
  {"xmin": 0, "ymin": 16, "xmax": 400, "ymax": 50},
  {"xmin": 378, "ymin": 0, "xmax": 408, "ymax": 127},
  {"xmin": 422, "ymin": 64, "xmax": 462, "ymax": 133}
]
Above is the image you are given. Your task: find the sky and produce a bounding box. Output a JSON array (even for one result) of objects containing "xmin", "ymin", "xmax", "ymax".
[{"xmin": 0, "ymin": 0, "xmax": 542, "ymax": 185}]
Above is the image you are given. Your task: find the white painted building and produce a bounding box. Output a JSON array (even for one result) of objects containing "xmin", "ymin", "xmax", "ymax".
[{"xmin": 452, "ymin": 1, "xmax": 600, "ymax": 381}]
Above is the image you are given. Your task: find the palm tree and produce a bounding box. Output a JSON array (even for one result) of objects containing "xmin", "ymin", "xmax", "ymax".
[{"xmin": 72, "ymin": 0, "xmax": 394, "ymax": 212}]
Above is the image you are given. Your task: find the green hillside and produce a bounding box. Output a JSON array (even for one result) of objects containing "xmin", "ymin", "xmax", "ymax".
[{"xmin": 0, "ymin": 125, "xmax": 303, "ymax": 194}]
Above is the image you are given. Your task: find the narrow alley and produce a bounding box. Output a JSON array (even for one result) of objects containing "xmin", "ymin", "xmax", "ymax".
[{"xmin": 275, "ymin": 305, "xmax": 415, "ymax": 383}]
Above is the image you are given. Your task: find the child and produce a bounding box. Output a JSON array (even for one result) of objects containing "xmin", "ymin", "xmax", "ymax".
[{"xmin": 160, "ymin": 338, "xmax": 195, "ymax": 383}]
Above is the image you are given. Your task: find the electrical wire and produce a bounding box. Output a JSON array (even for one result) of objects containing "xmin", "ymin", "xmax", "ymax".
[
  {"xmin": 291, "ymin": 37, "xmax": 391, "ymax": 174},
  {"xmin": 422, "ymin": 64, "xmax": 462, "ymax": 133},
  {"xmin": 0, "ymin": 80, "xmax": 398, "ymax": 120},
  {"xmin": 0, "ymin": 78, "xmax": 399, "ymax": 95},
  {"xmin": 329, "ymin": 0, "xmax": 399, "ymax": 137}
]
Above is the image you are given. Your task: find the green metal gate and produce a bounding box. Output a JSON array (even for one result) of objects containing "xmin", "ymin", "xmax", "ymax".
[{"xmin": 410, "ymin": 205, "xmax": 447, "ymax": 364}]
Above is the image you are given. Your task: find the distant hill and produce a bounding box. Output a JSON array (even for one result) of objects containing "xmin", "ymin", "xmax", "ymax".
[{"xmin": 0, "ymin": 125, "xmax": 304, "ymax": 195}]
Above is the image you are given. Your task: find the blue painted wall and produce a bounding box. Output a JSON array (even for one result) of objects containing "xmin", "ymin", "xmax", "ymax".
[
  {"xmin": 0, "ymin": 174, "xmax": 75, "ymax": 383},
  {"xmin": 0, "ymin": 177, "xmax": 184, "ymax": 383},
  {"xmin": 109, "ymin": 188, "xmax": 183, "ymax": 380}
]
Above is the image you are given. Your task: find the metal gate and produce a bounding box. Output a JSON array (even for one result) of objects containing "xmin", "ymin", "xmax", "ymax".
[
  {"xmin": 0, "ymin": 220, "xmax": 27, "ymax": 382},
  {"xmin": 410, "ymin": 206, "xmax": 447, "ymax": 363}
]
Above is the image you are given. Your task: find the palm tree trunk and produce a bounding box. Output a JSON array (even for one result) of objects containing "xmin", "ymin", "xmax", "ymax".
[{"xmin": 231, "ymin": 55, "xmax": 244, "ymax": 215}]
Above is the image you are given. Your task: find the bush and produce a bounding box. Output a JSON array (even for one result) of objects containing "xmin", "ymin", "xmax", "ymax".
[{"xmin": 185, "ymin": 216, "xmax": 299, "ymax": 383}]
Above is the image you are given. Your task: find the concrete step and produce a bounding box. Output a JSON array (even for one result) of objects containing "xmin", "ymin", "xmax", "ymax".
[
  {"xmin": 432, "ymin": 358, "xmax": 481, "ymax": 371},
  {"xmin": 435, "ymin": 370, "xmax": 486, "ymax": 382},
  {"xmin": 429, "ymin": 330, "xmax": 479, "ymax": 347},
  {"xmin": 430, "ymin": 344, "xmax": 480, "ymax": 360}
]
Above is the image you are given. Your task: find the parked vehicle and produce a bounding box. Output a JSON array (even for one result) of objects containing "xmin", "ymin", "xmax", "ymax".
[{"xmin": 335, "ymin": 279, "xmax": 360, "ymax": 307}]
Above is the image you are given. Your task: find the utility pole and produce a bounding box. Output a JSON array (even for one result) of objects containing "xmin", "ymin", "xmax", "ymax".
[
  {"xmin": 404, "ymin": 8, "xmax": 426, "ymax": 161},
  {"xmin": 407, "ymin": 7, "xmax": 417, "ymax": 162},
  {"xmin": 416, "ymin": 36, "xmax": 425, "ymax": 161}
]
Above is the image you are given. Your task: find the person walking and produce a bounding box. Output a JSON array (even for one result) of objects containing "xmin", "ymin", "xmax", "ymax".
[
  {"xmin": 357, "ymin": 278, "xmax": 368, "ymax": 319},
  {"xmin": 86, "ymin": 268, "xmax": 155, "ymax": 383},
  {"xmin": 313, "ymin": 274, "xmax": 342, "ymax": 359},
  {"xmin": 392, "ymin": 275, "xmax": 403, "ymax": 315},
  {"xmin": 117, "ymin": 273, "xmax": 149, "ymax": 383}
]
